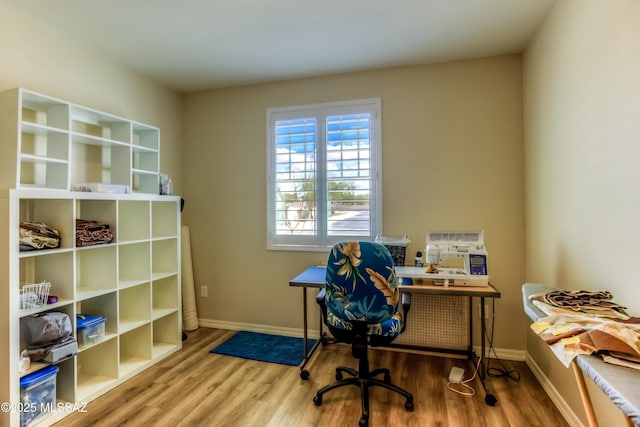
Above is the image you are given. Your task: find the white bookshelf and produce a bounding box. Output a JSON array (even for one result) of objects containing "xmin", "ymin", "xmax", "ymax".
[
  {"xmin": 0, "ymin": 88, "xmax": 181, "ymax": 426},
  {"xmin": 0, "ymin": 88, "xmax": 161, "ymax": 194},
  {"xmin": 1, "ymin": 190, "xmax": 182, "ymax": 426}
]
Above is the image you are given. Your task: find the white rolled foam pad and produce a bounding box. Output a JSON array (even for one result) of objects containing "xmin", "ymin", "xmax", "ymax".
[{"xmin": 181, "ymin": 225, "xmax": 199, "ymax": 331}]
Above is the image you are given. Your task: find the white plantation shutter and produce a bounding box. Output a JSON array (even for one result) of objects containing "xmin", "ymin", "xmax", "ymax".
[
  {"xmin": 273, "ymin": 117, "xmax": 318, "ymax": 236},
  {"xmin": 267, "ymin": 98, "xmax": 382, "ymax": 251},
  {"xmin": 326, "ymin": 113, "xmax": 372, "ymax": 236}
]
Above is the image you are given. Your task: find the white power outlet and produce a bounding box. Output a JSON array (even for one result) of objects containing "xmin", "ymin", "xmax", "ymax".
[
  {"xmin": 200, "ymin": 286, "xmax": 208, "ymax": 298},
  {"xmin": 478, "ymin": 304, "xmax": 489, "ymax": 319}
]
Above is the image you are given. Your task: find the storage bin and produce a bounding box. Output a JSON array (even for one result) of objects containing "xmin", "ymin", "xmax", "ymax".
[
  {"xmin": 76, "ymin": 314, "xmax": 106, "ymax": 347},
  {"xmin": 385, "ymin": 245, "xmax": 407, "ymax": 266},
  {"xmin": 18, "ymin": 281, "xmax": 51, "ymax": 311},
  {"xmin": 375, "ymin": 234, "xmax": 410, "ymax": 266},
  {"xmin": 20, "ymin": 365, "xmax": 58, "ymax": 427}
]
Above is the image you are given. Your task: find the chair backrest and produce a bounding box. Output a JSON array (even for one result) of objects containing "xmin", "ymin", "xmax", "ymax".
[{"xmin": 325, "ymin": 241, "xmax": 400, "ymax": 325}]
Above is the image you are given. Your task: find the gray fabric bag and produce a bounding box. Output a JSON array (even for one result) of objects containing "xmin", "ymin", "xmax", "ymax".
[{"xmin": 21, "ymin": 312, "xmax": 73, "ymax": 361}]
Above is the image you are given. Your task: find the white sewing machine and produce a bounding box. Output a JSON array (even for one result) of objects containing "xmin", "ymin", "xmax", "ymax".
[{"xmin": 400, "ymin": 230, "xmax": 489, "ymax": 286}]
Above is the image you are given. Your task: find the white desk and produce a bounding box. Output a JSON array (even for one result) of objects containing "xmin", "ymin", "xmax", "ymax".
[{"xmin": 290, "ymin": 266, "xmax": 501, "ymax": 405}]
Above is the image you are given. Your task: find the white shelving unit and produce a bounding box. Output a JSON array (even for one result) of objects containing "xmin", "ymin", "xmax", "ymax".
[
  {"xmin": 2, "ymin": 191, "xmax": 182, "ymax": 427},
  {"xmin": 0, "ymin": 88, "xmax": 181, "ymax": 427},
  {"xmin": 0, "ymin": 88, "xmax": 161, "ymax": 194}
]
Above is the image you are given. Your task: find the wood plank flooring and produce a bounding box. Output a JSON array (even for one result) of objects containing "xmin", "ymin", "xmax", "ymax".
[{"xmin": 55, "ymin": 327, "xmax": 569, "ymax": 427}]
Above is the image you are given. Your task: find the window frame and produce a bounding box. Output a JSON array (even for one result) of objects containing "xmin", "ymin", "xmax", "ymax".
[{"xmin": 266, "ymin": 98, "xmax": 382, "ymax": 251}]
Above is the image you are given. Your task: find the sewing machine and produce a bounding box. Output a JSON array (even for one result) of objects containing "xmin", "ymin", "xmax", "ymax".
[{"xmin": 419, "ymin": 230, "xmax": 489, "ymax": 286}]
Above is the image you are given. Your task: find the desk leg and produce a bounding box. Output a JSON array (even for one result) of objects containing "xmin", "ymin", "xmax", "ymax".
[
  {"xmin": 300, "ymin": 287, "xmax": 310, "ymax": 379},
  {"xmin": 480, "ymin": 297, "xmax": 486, "ymax": 379},
  {"xmin": 479, "ymin": 296, "xmax": 498, "ymax": 406},
  {"xmin": 468, "ymin": 296, "xmax": 496, "ymax": 405},
  {"xmin": 302, "ymin": 287, "xmax": 308, "ymax": 354},
  {"xmin": 298, "ymin": 287, "xmax": 321, "ymax": 380},
  {"xmin": 468, "ymin": 296, "xmax": 474, "ymax": 359}
]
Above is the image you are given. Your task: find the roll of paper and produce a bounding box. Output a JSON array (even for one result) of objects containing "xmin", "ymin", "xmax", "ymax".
[{"xmin": 181, "ymin": 226, "xmax": 199, "ymax": 331}]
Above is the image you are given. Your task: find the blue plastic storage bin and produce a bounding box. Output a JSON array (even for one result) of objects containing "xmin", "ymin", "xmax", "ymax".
[
  {"xmin": 20, "ymin": 365, "xmax": 58, "ymax": 427},
  {"xmin": 76, "ymin": 314, "xmax": 106, "ymax": 347}
]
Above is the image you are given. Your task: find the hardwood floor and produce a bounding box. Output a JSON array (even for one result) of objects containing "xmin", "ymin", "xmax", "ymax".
[{"xmin": 55, "ymin": 327, "xmax": 569, "ymax": 427}]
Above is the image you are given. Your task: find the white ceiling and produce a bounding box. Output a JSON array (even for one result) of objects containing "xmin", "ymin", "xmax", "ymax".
[{"xmin": 5, "ymin": 0, "xmax": 556, "ymax": 93}]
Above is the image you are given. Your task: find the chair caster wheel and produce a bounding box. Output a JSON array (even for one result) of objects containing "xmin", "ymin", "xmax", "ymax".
[
  {"xmin": 359, "ymin": 417, "xmax": 368, "ymax": 426},
  {"xmin": 313, "ymin": 395, "xmax": 322, "ymax": 406},
  {"xmin": 300, "ymin": 370, "xmax": 310, "ymax": 380},
  {"xmin": 405, "ymin": 400, "xmax": 414, "ymax": 411}
]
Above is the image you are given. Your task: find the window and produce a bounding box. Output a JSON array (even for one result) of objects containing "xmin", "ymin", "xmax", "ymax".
[{"xmin": 267, "ymin": 98, "xmax": 382, "ymax": 251}]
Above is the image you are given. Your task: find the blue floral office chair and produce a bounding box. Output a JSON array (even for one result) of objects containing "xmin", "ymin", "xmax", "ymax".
[{"xmin": 313, "ymin": 241, "xmax": 414, "ymax": 426}]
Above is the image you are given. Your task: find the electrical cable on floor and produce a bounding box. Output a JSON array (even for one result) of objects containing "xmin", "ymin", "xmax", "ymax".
[
  {"xmin": 447, "ymin": 355, "xmax": 483, "ymax": 396},
  {"xmin": 484, "ymin": 298, "xmax": 521, "ymax": 382}
]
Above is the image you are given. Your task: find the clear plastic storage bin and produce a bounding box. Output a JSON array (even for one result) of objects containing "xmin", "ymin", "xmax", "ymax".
[
  {"xmin": 76, "ymin": 314, "xmax": 106, "ymax": 347},
  {"xmin": 20, "ymin": 365, "xmax": 58, "ymax": 427}
]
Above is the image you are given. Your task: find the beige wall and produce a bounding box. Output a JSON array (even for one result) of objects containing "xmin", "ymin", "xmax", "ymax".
[
  {"xmin": 0, "ymin": 3, "xmax": 183, "ymax": 191},
  {"xmin": 183, "ymin": 55, "xmax": 526, "ymax": 349},
  {"xmin": 523, "ymin": 0, "xmax": 640, "ymax": 424}
]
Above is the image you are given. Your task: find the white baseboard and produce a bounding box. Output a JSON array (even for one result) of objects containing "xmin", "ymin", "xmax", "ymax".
[
  {"xmin": 524, "ymin": 353, "xmax": 583, "ymax": 427},
  {"xmin": 198, "ymin": 318, "xmax": 322, "ymax": 339},
  {"xmin": 475, "ymin": 346, "xmax": 526, "ymax": 361}
]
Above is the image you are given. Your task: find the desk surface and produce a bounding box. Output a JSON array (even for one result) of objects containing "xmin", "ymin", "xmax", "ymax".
[
  {"xmin": 289, "ymin": 266, "xmax": 500, "ymax": 298},
  {"xmin": 289, "ymin": 266, "xmax": 325, "ymax": 287}
]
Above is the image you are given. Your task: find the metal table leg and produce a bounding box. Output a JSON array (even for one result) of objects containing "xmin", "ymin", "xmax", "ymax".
[
  {"xmin": 480, "ymin": 296, "xmax": 497, "ymax": 406},
  {"xmin": 298, "ymin": 287, "xmax": 321, "ymax": 379}
]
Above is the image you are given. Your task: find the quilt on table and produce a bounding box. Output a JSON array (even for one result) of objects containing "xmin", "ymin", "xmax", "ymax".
[{"xmin": 530, "ymin": 297, "xmax": 640, "ymax": 368}]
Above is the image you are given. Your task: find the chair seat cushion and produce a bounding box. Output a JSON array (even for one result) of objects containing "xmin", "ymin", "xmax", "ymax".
[{"xmin": 327, "ymin": 310, "xmax": 403, "ymax": 338}]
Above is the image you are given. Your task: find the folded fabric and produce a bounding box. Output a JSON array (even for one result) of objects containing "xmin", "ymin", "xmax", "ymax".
[
  {"xmin": 529, "ymin": 289, "xmax": 628, "ymax": 318},
  {"xmin": 19, "ymin": 222, "xmax": 61, "ymax": 250},
  {"xmin": 531, "ymin": 311, "xmax": 640, "ymax": 367},
  {"xmin": 76, "ymin": 219, "xmax": 113, "ymax": 246},
  {"xmin": 603, "ymin": 352, "xmax": 640, "ymax": 370}
]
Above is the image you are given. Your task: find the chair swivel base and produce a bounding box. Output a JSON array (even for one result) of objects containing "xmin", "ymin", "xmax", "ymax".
[{"xmin": 313, "ymin": 366, "xmax": 414, "ymax": 427}]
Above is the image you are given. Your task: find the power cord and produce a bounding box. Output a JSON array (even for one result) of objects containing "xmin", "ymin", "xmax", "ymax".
[
  {"xmin": 448, "ymin": 297, "xmax": 522, "ymax": 398},
  {"xmin": 484, "ymin": 298, "xmax": 521, "ymax": 382},
  {"xmin": 447, "ymin": 355, "xmax": 483, "ymax": 396}
]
